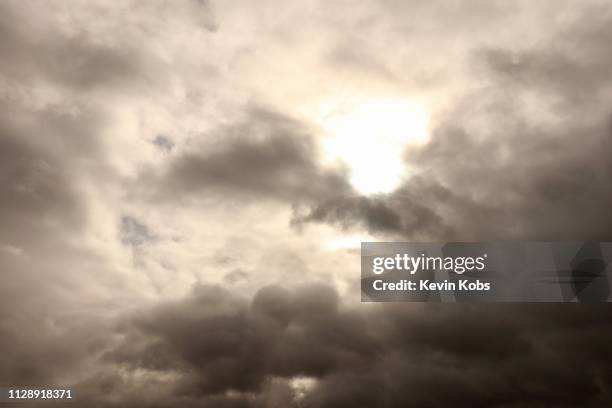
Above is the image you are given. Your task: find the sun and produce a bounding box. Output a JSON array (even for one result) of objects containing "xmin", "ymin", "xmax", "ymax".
[{"xmin": 315, "ymin": 97, "xmax": 430, "ymax": 195}]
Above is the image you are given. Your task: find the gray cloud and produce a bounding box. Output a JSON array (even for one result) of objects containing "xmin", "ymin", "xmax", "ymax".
[
  {"xmin": 153, "ymin": 106, "xmax": 353, "ymax": 204},
  {"xmin": 394, "ymin": 11, "xmax": 612, "ymax": 241},
  {"xmin": 147, "ymin": 106, "xmax": 454, "ymax": 239},
  {"xmin": 0, "ymin": 3, "xmax": 143, "ymax": 91},
  {"xmin": 1, "ymin": 1, "xmax": 612, "ymax": 408},
  {"xmin": 64, "ymin": 284, "xmax": 612, "ymax": 407},
  {"xmin": 295, "ymin": 7, "xmax": 612, "ymax": 241}
]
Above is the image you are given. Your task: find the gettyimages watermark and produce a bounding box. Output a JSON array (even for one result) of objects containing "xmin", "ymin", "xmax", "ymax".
[{"xmin": 361, "ymin": 242, "xmax": 612, "ymax": 303}]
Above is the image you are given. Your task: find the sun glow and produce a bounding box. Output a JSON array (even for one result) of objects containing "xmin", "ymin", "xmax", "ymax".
[{"xmin": 316, "ymin": 98, "xmax": 430, "ymax": 195}]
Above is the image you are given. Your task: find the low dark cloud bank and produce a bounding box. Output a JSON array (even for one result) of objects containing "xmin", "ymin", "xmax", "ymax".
[{"xmin": 67, "ymin": 284, "xmax": 611, "ymax": 407}]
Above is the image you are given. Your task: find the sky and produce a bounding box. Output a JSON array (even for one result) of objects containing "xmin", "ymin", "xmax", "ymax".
[{"xmin": 1, "ymin": 0, "xmax": 612, "ymax": 406}]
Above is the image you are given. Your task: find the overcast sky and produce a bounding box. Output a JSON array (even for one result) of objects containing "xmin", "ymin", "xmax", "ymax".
[{"xmin": 1, "ymin": 1, "xmax": 612, "ymax": 407}]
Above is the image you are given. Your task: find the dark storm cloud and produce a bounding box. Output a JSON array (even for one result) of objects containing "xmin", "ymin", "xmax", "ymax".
[
  {"xmin": 401, "ymin": 114, "xmax": 612, "ymax": 240},
  {"xmin": 103, "ymin": 285, "xmax": 375, "ymax": 395},
  {"xmin": 291, "ymin": 188, "xmax": 451, "ymax": 238},
  {"xmin": 74, "ymin": 284, "xmax": 612, "ymax": 407},
  {"xmin": 157, "ymin": 107, "xmax": 353, "ymax": 203},
  {"xmin": 292, "ymin": 194, "xmax": 403, "ymax": 233}
]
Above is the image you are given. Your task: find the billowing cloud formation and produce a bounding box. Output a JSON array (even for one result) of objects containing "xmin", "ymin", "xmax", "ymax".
[
  {"xmin": 150, "ymin": 106, "xmax": 421, "ymax": 236},
  {"xmin": 69, "ymin": 284, "xmax": 612, "ymax": 407},
  {"xmin": 156, "ymin": 107, "xmax": 352, "ymax": 203},
  {"xmin": 1, "ymin": 1, "xmax": 612, "ymax": 407},
  {"xmin": 138, "ymin": 5, "xmax": 612, "ymax": 241},
  {"xmin": 295, "ymin": 9, "xmax": 612, "ymax": 240}
]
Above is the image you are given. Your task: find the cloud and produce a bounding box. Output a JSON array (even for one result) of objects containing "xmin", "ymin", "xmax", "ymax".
[
  {"xmin": 394, "ymin": 11, "xmax": 612, "ymax": 241},
  {"xmin": 0, "ymin": 2, "xmax": 144, "ymax": 92},
  {"xmin": 144, "ymin": 6, "xmax": 612, "ymax": 241},
  {"xmin": 294, "ymin": 5, "xmax": 612, "ymax": 241},
  {"xmin": 146, "ymin": 105, "xmax": 454, "ymax": 239},
  {"xmin": 1, "ymin": 1, "xmax": 612, "ymax": 408},
  {"xmin": 151, "ymin": 106, "xmax": 352, "ymax": 204},
  {"xmin": 64, "ymin": 284, "xmax": 612, "ymax": 407}
]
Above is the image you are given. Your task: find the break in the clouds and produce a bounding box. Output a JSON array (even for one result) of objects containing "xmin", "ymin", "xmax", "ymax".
[{"xmin": 1, "ymin": 0, "xmax": 612, "ymax": 407}]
